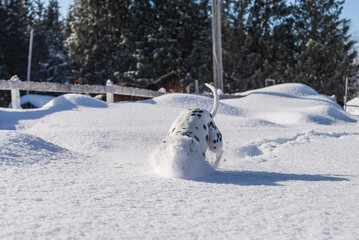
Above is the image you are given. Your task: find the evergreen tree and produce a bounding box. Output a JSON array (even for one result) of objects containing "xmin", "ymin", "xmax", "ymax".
[
  {"xmin": 0, "ymin": 0, "xmax": 29, "ymax": 79},
  {"xmin": 21, "ymin": 0, "xmax": 71, "ymax": 83},
  {"xmin": 65, "ymin": 0, "xmax": 132, "ymax": 84},
  {"xmin": 244, "ymin": 0, "xmax": 291, "ymax": 89},
  {"xmin": 41, "ymin": 0, "xmax": 72, "ymax": 83},
  {"xmin": 134, "ymin": 0, "xmax": 212, "ymax": 87},
  {"xmin": 292, "ymin": 0, "xmax": 358, "ymax": 99},
  {"xmin": 222, "ymin": 0, "xmax": 251, "ymax": 92}
]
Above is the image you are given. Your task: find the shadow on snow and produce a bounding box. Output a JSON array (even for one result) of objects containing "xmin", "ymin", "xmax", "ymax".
[{"xmin": 196, "ymin": 170, "xmax": 349, "ymax": 186}]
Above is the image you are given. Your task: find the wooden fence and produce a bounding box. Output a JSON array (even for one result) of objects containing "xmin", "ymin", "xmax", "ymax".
[{"xmin": 0, "ymin": 78, "xmax": 164, "ymax": 109}]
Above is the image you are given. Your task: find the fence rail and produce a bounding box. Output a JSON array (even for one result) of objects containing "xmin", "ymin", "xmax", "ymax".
[
  {"xmin": 0, "ymin": 79, "xmax": 165, "ymax": 109},
  {"xmin": 0, "ymin": 78, "xmax": 249, "ymax": 109}
]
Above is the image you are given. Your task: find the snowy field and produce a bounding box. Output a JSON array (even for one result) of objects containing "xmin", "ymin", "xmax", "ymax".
[{"xmin": 1, "ymin": 83, "xmax": 359, "ymax": 239}]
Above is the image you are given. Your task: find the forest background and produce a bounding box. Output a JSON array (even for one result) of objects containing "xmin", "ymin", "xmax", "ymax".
[{"xmin": 0, "ymin": 0, "xmax": 358, "ymax": 107}]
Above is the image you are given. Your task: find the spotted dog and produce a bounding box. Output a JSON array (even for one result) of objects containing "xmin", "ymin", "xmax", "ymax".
[{"xmin": 166, "ymin": 83, "xmax": 223, "ymax": 167}]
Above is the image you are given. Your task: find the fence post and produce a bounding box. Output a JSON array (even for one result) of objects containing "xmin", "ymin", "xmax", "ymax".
[
  {"xmin": 195, "ymin": 79, "xmax": 199, "ymax": 94},
  {"xmin": 106, "ymin": 79, "xmax": 114, "ymax": 103},
  {"xmin": 10, "ymin": 75, "xmax": 21, "ymax": 109}
]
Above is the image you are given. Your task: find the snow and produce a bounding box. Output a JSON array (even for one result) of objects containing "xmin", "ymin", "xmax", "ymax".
[
  {"xmin": 8, "ymin": 94, "xmax": 55, "ymax": 108},
  {"xmin": 1, "ymin": 83, "xmax": 359, "ymax": 239},
  {"xmin": 346, "ymin": 97, "xmax": 359, "ymax": 115}
]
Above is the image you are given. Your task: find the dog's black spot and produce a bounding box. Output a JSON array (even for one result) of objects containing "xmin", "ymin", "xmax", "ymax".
[
  {"xmin": 217, "ymin": 133, "xmax": 220, "ymax": 138},
  {"xmin": 210, "ymin": 113, "xmax": 212, "ymax": 118},
  {"xmin": 182, "ymin": 132, "xmax": 191, "ymax": 138},
  {"xmin": 195, "ymin": 126, "xmax": 199, "ymax": 130},
  {"xmin": 192, "ymin": 108, "xmax": 203, "ymax": 113},
  {"xmin": 191, "ymin": 113, "xmax": 196, "ymax": 116},
  {"xmin": 214, "ymin": 146, "xmax": 216, "ymax": 149},
  {"xmin": 197, "ymin": 114, "xmax": 202, "ymax": 117},
  {"xmin": 208, "ymin": 122, "xmax": 217, "ymax": 130},
  {"xmin": 194, "ymin": 136, "xmax": 200, "ymax": 142},
  {"xmin": 220, "ymin": 138, "xmax": 222, "ymax": 142},
  {"xmin": 163, "ymin": 140, "xmax": 166, "ymax": 143},
  {"xmin": 206, "ymin": 135, "xmax": 208, "ymax": 140},
  {"xmin": 171, "ymin": 128, "xmax": 175, "ymax": 133},
  {"xmin": 202, "ymin": 153, "xmax": 205, "ymax": 157},
  {"xmin": 203, "ymin": 125, "xmax": 207, "ymax": 130}
]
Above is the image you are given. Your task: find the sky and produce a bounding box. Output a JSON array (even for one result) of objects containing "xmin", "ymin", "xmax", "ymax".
[
  {"xmin": 53, "ymin": 0, "xmax": 359, "ymax": 38},
  {"xmin": 341, "ymin": 0, "xmax": 359, "ymax": 38}
]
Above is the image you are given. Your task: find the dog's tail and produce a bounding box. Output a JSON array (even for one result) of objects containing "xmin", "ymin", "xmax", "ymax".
[{"xmin": 205, "ymin": 83, "xmax": 219, "ymax": 118}]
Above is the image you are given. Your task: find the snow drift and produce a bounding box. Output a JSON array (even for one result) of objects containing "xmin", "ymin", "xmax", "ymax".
[
  {"xmin": 143, "ymin": 93, "xmax": 243, "ymax": 116},
  {"xmin": 1, "ymin": 83, "xmax": 359, "ymax": 239},
  {"xmin": 346, "ymin": 97, "xmax": 359, "ymax": 115},
  {"xmin": 147, "ymin": 83, "xmax": 356, "ymax": 179},
  {"xmin": 43, "ymin": 94, "xmax": 107, "ymax": 110},
  {"xmin": 8, "ymin": 94, "xmax": 54, "ymax": 108},
  {"xmin": 227, "ymin": 83, "xmax": 356, "ymax": 125}
]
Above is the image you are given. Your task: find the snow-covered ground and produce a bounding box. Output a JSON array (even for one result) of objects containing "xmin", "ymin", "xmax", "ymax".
[
  {"xmin": 1, "ymin": 83, "xmax": 359, "ymax": 239},
  {"xmin": 8, "ymin": 94, "xmax": 55, "ymax": 109},
  {"xmin": 346, "ymin": 97, "xmax": 359, "ymax": 116}
]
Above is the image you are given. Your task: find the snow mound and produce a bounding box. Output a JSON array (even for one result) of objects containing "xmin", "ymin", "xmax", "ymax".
[
  {"xmin": 148, "ymin": 136, "xmax": 214, "ymax": 179},
  {"xmin": 8, "ymin": 94, "xmax": 54, "ymax": 108},
  {"xmin": 43, "ymin": 94, "xmax": 107, "ymax": 110},
  {"xmin": 145, "ymin": 93, "xmax": 242, "ymax": 116},
  {"xmin": 243, "ymin": 83, "xmax": 319, "ymax": 97},
  {"xmin": 226, "ymin": 83, "xmax": 356, "ymax": 125},
  {"xmin": 0, "ymin": 132, "xmax": 73, "ymax": 166},
  {"xmin": 346, "ymin": 97, "xmax": 359, "ymax": 115}
]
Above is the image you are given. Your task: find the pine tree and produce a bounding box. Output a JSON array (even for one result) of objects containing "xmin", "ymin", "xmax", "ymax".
[
  {"xmin": 133, "ymin": 0, "xmax": 212, "ymax": 87},
  {"xmin": 222, "ymin": 0, "xmax": 251, "ymax": 92},
  {"xmin": 244, "ymin": 0, "xmax": 292, "ymax": 90},
  {"xmin": 292, "ymin": 0, "xmax": 358, "ymax": 99},
  {"xmin": 65, "ymin": 0, "xmax": 132, "ymax": 84},
  {"xmin": 42, "ymin": 0, "xmax": 72, "ymax": 83},
  {"xmin": 0, "ymin": 0, "xmax": 29, "ymax": 79}
]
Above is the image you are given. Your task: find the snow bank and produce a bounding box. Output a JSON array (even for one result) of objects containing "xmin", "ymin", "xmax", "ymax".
[
  {"xmin": 43, "ymin": 94, "xmax": 107, "ymax": 110},
  {"xmin": 8, "ymin": 94, "xmax": 54, "ymax": 108},
  {"xmin": 225, "ymin": 83, "xmax": 356, "ymax": 125},
  {"xmin": 1, "ymin": 83, "xmax": 359, "ymax": 239},
  {"xmin": 143, "ymin": 93, "xmax": 243, "ymax": 116},
  {"xmin": 346, "ymin": 97, "xmax": 359, "ymax": 115},
  {"xmin": 242, "ymin": 83, "xmax": 319, "ymax": 97},
  {"xmin": 0, "ymin": 131, "xmax": 73, "ymax": 166},
  {"xmin": 0, "ymin": 94, "xmax": 108, "ymax": 130}
]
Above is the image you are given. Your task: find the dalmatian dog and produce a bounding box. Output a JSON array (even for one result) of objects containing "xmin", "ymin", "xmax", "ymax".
[{"xmin": 165, "ymin": 83, "xmax": 223, "ymax": 169}]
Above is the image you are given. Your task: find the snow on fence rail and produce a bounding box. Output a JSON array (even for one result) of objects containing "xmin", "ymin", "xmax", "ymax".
[{"xmin": 0, "ymin": 78, "xmax": 165, "ymax": 109}]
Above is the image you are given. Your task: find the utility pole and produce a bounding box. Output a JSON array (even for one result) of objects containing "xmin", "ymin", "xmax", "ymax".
[
  {"xmin": 211, "ymin": 0, "xmax": 223, "ymax": 90},
  {"xmin": 26, "ymin": 28, "xmax": 34, "ymax": 95}
]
